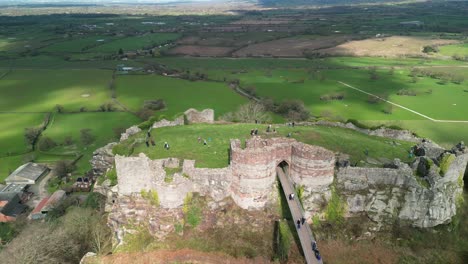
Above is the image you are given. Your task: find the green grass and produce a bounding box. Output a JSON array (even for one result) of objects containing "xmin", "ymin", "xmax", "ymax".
[
  {"xmin": 41, "ymin": 112, "xmax": 140, "ymax": 173},
  {"xmin": 0, "ymin": 113, "xmax": 46, "ymax": 156},
  {"xmin": 90, "ymin": 33, "xmax": 180, "ymax": 53},
  {"xmin": 0, "ymin": 69, "xmax": 113, "ymax": 112},
  {"xmin": 439, "ymin": 43, "xmax": 468, "ymax": 57},
  {"xmin": 115, "ymin": 74, "xmax": 247, "ymax": 117},
  {"xmin": 0, "ymin": 155, "xmax": 27, "ymax": 183},
  {"xmin": 119, "ymin": 123, "xmax": 414, "ymax": 168},
  {"xmin": 41, "ymin": 35, "xmax": 116, "ymax": 53}
]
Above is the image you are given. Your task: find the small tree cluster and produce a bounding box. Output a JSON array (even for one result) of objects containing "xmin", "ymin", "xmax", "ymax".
[
  {"xmin": 320, "ymin": 92, "xmax": 345, "ymax": 101},
  {"xmin": 80, "ymin": 128, "xmax": 95, "ymax": 146},
  {"xmin": 55, "ymin": 160, "xmax": 76, "ymax": 178},
  {"xmin": 410, "ymin": 68, "xmax": 464, "ymax": 84},
  {"xmin": 38, "ymin": 137, "xmax": 57, "ymax": 151}
]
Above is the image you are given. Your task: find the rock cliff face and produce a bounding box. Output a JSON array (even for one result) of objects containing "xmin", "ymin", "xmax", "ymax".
[{"xmin": 337, "ymin": 153, "xmax": 467, "ymax": 228}]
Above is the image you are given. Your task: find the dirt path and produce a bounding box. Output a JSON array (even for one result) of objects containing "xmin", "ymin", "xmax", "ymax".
[{"xmin": 337, "ymin": 81, "xmax": 468, "ymax": 123}]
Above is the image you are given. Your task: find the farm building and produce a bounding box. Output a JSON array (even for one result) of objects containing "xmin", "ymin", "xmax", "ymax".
[
  {"xmin": 29, "ymin": 197, "xmax": 50, "ymax": 220},
  {"xmin": 29, "ymin": 190, "xmax": 66, "ymax": 220},
  {"xmin": 39, "ymin": 190, "xmax": 65, "ymax": 218},
  {"xmin": 5, "ymin": 162, "xmax": 49, "ymax": 185},
  {"xmin": 0, "ymin": 192, "xmax": 26, "ymax": 222}
]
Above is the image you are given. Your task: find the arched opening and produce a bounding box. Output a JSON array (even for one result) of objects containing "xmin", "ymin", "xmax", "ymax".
[{"xmin": 278, "ymin": 160, "xmax": 289, "ymax": 175}]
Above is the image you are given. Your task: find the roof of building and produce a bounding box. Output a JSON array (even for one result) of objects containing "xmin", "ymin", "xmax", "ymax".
[
  {"xmin": 0, "ymin": 192, "xmax": 26, "ymax": 217},
  {"xmin": 1, "ymin": 183, "xmax": 28, "ymax": 193},
  {"xmin": 5, "ymin": 162, "xmax": 49, "ymax": 183},
  {"xmin": 31, "ymin": 197, "xmax": 50, "ymax": 215},
  {"xmin": 43, "ymin": 190, "xmax": 66, "ymax": 211}
]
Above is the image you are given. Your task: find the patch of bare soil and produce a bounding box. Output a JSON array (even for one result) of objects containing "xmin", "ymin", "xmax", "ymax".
[
  {"xmin": 95, "ymin": 249, "xmax": 271, "ymax": 264},
  {"xmin": 233, "ymin": 35, "xmax": 354, "ymax": 57},
  {"xmin": 168, "ymin": 45, "xmax": 234, "ymax": 57},
  {"xmin": 177, "ymin": 36, "xmax": 237, "ymax": 47},
  {"xmin": 320, "ymin": 240, "xmax": 400, "ymax": 264},
  {"xmin": 318, "ymin": 36, "xmax": 459, "ymax": 57}
]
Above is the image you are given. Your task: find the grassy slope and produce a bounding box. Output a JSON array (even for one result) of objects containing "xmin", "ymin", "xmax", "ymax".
[
  {"xmin": 0, "ymin": 69, "xmax": 113, "ymax": 112},
  {"xmin": 115, "ymin": 74, "xmax": 247, "ymax": 117},
  {"xmin": 123, "ymin": 123, "xmax": 414, "ymax": 168},
  {"xmin": 41, "ymin": 112, "xmax": 141, "ymax": 173},
  {"xmin": 0, "ymin": 113, "xmax": 46, "ymax": 156}
]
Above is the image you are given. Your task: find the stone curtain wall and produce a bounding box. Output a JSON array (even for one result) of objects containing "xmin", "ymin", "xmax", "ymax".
[
  {"xmin": 184, "ymin": 108, "xmax": 214, "ymax": 124},
  {"xmin": 119, "ymin": 126, "xmax": 142, "ymax": 142},
  {"xmin": 182, "ymin": 160, "xmax": 232, "ymax": 202},
  {"xmin": 337, "ymin": 154, "xmax": 468, "ymax": 228},
  {"xmin": 152, "ymin": 116, "xmax": 184, "ymax": 129}
]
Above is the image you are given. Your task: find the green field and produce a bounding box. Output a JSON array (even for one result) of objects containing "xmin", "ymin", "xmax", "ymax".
[
  {"xmin": 41, "ymin": 112, "xmax": 141, "ymax": 173},
  {"xmin": 0, "ymin": 69, "xmax": 113, "ymax": 112},
  {"xmin": 90, "ymin": 33, "xmax": 180, "ymax": 53},
  {"xmin": 115, "ymin": 74, "xmax": 247, "ymax": 117},
  {"xmin": 0, "ymin": 155, "xmax": 27, "ymax": 183},
  {"xmin": 117, "ymin": 123, "xmax": 414, "ymax": 168},
  {"xmin": 41, "ymin": 35, "xmax": 117, "ymax": 53},
  {"xmin": 0, "ymin": 113, "xmax": 46, "ymax": 156},
  {"xmin": 439, "ymin": 43, "xmax": 468, "ymax": 57}
]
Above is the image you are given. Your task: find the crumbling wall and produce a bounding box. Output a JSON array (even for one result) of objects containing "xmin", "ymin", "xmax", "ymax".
[
  {"xmin": 183, "ymin": 160, "xmax": 232, "ymax": 202},
  {"xmin": 184, "ymin": 108, "xmax": 214, "ymax": 124},
  {"xmin": 336, "ymin": 154, "xmax": 468, "ymax": 228},
  {"xmin": 119, "ymin": 126, "xmax": 141, "ymax": 142},
  {"xmin": 152, "ymin": 116, "xmax": 185, "ymax": 129}
]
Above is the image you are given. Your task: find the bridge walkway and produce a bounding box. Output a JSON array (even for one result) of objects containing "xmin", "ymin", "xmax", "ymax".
[{"xmin": 276, "ymin": 166, "xmax": 322, "ymax": 264}]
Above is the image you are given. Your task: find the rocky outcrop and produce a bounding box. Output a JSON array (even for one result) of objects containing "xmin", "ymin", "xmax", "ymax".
[
  {"xmin": 119, "ymin": 125, "xmax": 141, "ymax": 142},
  {"xmin": 337, "ymin": 153, "xmax": 468, "ymax": 228},
  {"xmin": 90, "ymin": 142, "xmax": 116, "ymax": 176},
  {"xmin": 152, "ymin": 116, "xmax": 185, "ymax": 129},
  {"xmin": 312, "ymin": 121, "xmax": 442, "ymax": 149},
  {"xmin": 184, "ymin": 108, "xmax": 214, "ymax": 124}
]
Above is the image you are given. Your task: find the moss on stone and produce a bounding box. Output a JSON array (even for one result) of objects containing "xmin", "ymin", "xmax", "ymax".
[
  {"xmin": 140, "ymin": 189, "xmax": 160, "ymax": 207},
  {"xmin": 439, "ymin": 154, "xmax": 456, "ymax": 176},
  {"xmin": 325, "ymin": 186, "xmax": 346, "ymax": 224}
]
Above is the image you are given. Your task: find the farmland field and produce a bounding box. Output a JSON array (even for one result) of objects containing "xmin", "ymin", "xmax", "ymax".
[
  {"xmin": 438, "ymin": 43, "xmax": 468, "ymax": 57},
  {"xmin": 318, "ymin": 36, "xmax": 459, "ymax": 57},
  {"xmin": 89, "ymin": 33, "xmax": 180, "ymax": 53},
  {"xmin": 0, "ymin": 113, "xmax": 46, "ymax": 157},
  {"xmin": 0, "ymin": 69, "xmax": 113, "ymax": 112},
  {"xmin": 41, "ymin": 112, "xmax": 140, "ymax": 173},
  {"xmin": 41, "ymin": 35, "xmax": 116, "ymax": 53},
  {"xmin": 115, "ymin": 74, "xmax": 247, "ymax": 117}
]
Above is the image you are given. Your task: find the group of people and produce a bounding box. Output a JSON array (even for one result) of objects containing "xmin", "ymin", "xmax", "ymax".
[
  {"xmin": 250, "ymin": 128, "xmax": 259, "ymax": 136},
  {"xmin": 289, "ymin": 192, "xmax": 322, "ymax": 261},
  {"xmin": 145, "ymin": 131, "xmax": 156, "ymax": 147},
  {"xmin": 197, "ymin": 136, "xmax": 208, "ymax": 146},
  {"xmin": 266, "ymin": 124, "xmax": 277, "ymax": 133},
  {"xmin": 144, "ymin": 130, "xmax": 170, "ymax": 150}
]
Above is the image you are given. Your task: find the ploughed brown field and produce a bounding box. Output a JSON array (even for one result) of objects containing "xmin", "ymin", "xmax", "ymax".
[
  {"xmin": 317, "ymin": 36, "xmax": 459, "ymax": 57},
  {"xmin": 168, "ymin": 45, "xmax": 235, "ymax": 56},
  {"xmin": 232, "ymin": 35, "xmax": 354, "ymax": 57}
]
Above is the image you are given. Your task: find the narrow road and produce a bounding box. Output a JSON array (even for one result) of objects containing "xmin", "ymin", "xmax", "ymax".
[
  {"xmin": 277, "ymin": 167, "xmax": 321, "ymax": 264},
  {"xmin": 338, "ymin": 81, "xmax": 468, "ymax": 123}
]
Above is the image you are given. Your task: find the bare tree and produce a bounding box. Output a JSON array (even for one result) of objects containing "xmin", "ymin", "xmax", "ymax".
[{"xmin": 235, "ymin": 102, "xmax": 271, "ymax": 123}]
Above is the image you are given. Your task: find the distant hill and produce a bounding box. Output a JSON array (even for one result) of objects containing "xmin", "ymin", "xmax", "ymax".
[{"xmin": 258, "ymin": 0, "xmax": 422, "ymax": 7}]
